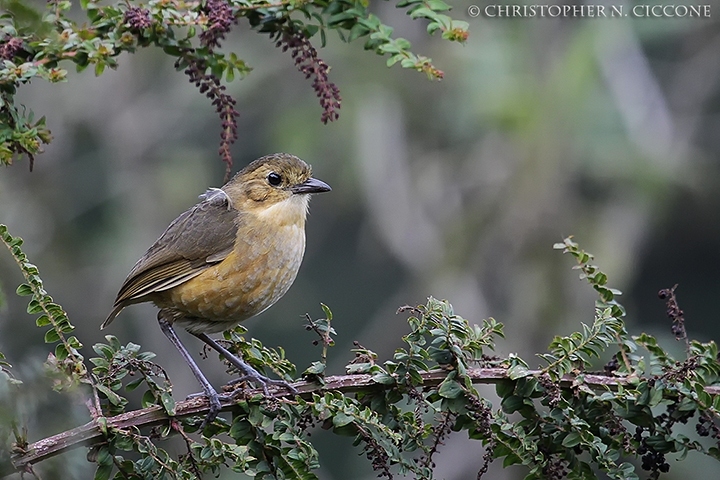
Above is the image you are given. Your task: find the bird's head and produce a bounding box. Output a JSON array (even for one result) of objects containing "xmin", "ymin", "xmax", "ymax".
[{"xmin": 223, "ymin": 153, "xmax": 331, "ymax": 221}]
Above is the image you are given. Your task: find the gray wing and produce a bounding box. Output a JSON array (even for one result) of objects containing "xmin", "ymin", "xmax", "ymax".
[{"xmin": 103, "ymin": 189, "xmax": 239, "ymax": 327}]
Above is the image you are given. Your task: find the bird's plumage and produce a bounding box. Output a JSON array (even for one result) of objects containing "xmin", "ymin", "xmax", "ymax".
[
  {"xmin": 102, "ymin": 189, "xmax": 241, "ymax": 328},
  {"xmin": 103, "ymin": 153, "xmax": 330, "ymax": 331},
  {"xmin": 102, "ymin": 152, "xmax": 330, "ymax": 428}
]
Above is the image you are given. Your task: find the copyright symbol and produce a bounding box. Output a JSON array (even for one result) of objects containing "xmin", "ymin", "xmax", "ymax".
[{"xmin": 467, "ymin": 4, "xmax": 481, "ymax": 17}]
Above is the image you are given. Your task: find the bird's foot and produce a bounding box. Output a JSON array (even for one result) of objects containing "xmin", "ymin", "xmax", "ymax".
[
  {"xmin": 193, "ymin": 332, "xmax": 298, "ymax": 397},
  {"xmin": 187, "ymin": 391, "xmax": 232, "ymax": 401},
  {"xmin": 227, "ymin": 370, "xmax": 298, "ymax": 397},
  {"xmin": 186, "ymin": 390, "xmax": 232, "ymax": 431},
  {"xmin": 198, "ymin": 390, "xmax": 221, "ymax": 431},
  {"xmin": 157, "ymin": 319, "xmax": 230, "ymax": 432}
]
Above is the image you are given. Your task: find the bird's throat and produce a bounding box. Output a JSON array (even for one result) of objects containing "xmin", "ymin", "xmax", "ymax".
[{"xmin": 256, "ymin": 194, "xmax": 310, "ymax": 228}]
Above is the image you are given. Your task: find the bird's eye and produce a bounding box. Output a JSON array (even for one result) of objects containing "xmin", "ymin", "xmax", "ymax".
[{"xmin": 267, "ymin": 172, "xmax": 282, "ymax": 186}]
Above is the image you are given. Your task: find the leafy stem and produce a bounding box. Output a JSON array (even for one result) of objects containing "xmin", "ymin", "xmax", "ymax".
[{"xmin": 0, "ymin": 224, "xmax": 92, "ymax": 393}]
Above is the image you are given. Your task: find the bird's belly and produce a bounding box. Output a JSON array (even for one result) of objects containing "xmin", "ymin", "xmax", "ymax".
[{"xmin": 162, "ymin": 224, "xmax": 306, "ymax": 332}]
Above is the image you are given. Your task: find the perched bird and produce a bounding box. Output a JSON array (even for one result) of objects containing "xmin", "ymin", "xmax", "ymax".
[{"xmin": 103, "ymin": 153, "xmax": 331, "ymax": 426}]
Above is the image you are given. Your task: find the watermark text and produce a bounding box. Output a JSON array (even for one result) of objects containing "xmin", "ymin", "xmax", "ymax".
[{"xmin": 468, "ymin": 4, "xmax": 711, "ymax": 18}]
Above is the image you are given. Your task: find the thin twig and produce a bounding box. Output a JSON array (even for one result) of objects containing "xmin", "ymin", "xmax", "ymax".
[{"xmin": 614, "ymin": 332, "xmax": 633, "ymax": 372}]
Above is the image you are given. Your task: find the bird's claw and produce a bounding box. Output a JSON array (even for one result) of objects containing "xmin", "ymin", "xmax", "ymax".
[
  {"xmin": 266, "ymin": 378, "xmax": 298, "ymax": 395},
  {"xmin": 197, "ymin": 391, "xmax": 221, "ymax": 431},
  {"xmin": 227, "ymin": 372, "xmax": 298, "ymax": 396},
  {"xmin": 186, "ymin": 391, "xmax": 232, "ymax": 431},
  {"xmin": 187, "ymin": 391, "xmax": 232, "ymax": 401}
]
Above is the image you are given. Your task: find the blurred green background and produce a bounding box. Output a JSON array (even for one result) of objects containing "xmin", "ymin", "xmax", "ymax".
[{"xmin": 2, "ymin": 0, "xmax": 720, "ymax": 478}]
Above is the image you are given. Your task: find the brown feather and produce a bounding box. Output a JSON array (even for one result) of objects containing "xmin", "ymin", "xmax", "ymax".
[{"xmin": 102, "ymin": 190, "xmax": 240, "ymax": 329}]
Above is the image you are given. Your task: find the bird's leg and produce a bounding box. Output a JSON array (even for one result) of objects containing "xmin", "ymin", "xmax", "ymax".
[
  {"xmin": 192, "ymin": 332, "xmax": 298, "ymax": 396},
  {"xmin": 157, "ymin": 313, "xmax": 224, "ymax": 430}
]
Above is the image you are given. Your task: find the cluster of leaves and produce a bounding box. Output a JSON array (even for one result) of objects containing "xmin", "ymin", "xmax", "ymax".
[
  {"xmin": 301, "ymin": 302, "xmax": 336, "ymax": 381},
  {"xmin": 323, "ymin": 0, "xmax": 467, "ymax": 77},
  {"xmin": 0, "ymin": 224, "xmax": 86, "ymax": 392},
  {"xmin": 3, "ymin": 227, "xmax": 720, "ymax": 479},
  {"xmin": 526, "ymin": 237, "xmax": 633, "ymax": 381},
  {"xmin": 91, "ymin": 336, "xmax": 176, "ymax": 418},
  {"xmin": 90, "ymin": 394, "xmax": 320, "ymax": 479},
  {"xmin": 331, "ymin": 298, "xmax": 505, "ymax": 479},
  {"xmin": 2, "ymin": 225, "xmax": 169, "ymax": 428},
  {"xmin": 0, "ymin": 0, "xmax": 468, "ymax": 173},
  {"xmin": 488, "ymin": 238, "xmax": 720, "ymax": 480},
  {"xmin": 363, "ymin": 299, "xmax": 504, "ymax": 399},
  {"xmin": 219, "ymin": 325, "xmax": 298, "ymax": 383}
]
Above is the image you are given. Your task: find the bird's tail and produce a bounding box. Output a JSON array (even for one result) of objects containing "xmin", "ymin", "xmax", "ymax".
[{"xmin": 101, "ymin": 304, "xmax": 125, "ymax": 330}]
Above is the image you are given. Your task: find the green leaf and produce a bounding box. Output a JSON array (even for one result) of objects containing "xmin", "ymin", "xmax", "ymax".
[
  {"xmin": 496, "ymin": 380, "xmax": 515, "ymax": 398},
  {"xmin": 27, "ymin": 300, "xmax": 43, "ymax": 314},
  {"xmin": 514, "ymin": 377, "xmax": 538, "ymax": 397},
  {"xmin": 96, "ymin": 384, "xmax": 124, "ymax": 406},
  {"xmin": 427, "ymin": 22, "xmax": 441, "ymax": 35},
  {"xmin": 425, "ymin": 0, "xmax": 451, "ymax": 10},
  {"xmin": 16, "ymin": 283, "xmax": 32, "ymax": 296},
  {"xmin": 332, "ymin": 412, "xmax": 353, "ymax": 427},
  {"xmin": 141, "ymin": 389, "xmax": 156, "ymax": 408},
  {"xmin": 305, "ymin": 361, "xmax": 326, "ymax": 375},
  {"xmin": 44, "ymin": 329, "xmax": 60, "ymax": 343},
  {"xmin": 94, "ymin": 464, "xmax": 112, "ymax": 480},
  {"xmin": 644, "ymin": 435, "xmax": 672, "ymax": 453},
  {"xmin": 348, "ymin": 23, "xmax": 369, "ymax": 42},
  {"xmin": 438, "ymin": 378, "xmax": 463, "ymax": 399},
  {"xmin": 371, "ymin": 372, "xmax": 396, "ymax": 385},
  {"xmin": 320, "ymin": 302, "xmax": 333, "ymax": 321},
  {"xmin": 55, "ymin": 343, "xmax": 68, "ymax": 360},
  {"xmin": 500, "ymin": 395, "xmax": 524, "ymax": 413},
  {"xmin": 562, "ymin": 432, "xmax": 581, "ymax": 447},
  {"xmin": 648, "ymin": 386, "xmax": 664, "ymax": 407},
  {"xmin": 160, "ymin": 392, "xmax": 176, "ymax": 416},
  {"xmin": 508, "ymin": 364, "xmax": 530, "ymax": 379},
  {"xmin": 126, "ymin": 377, "xmax": 145, "ymax": 391},
  {"xmin": 708, "ymin": 447, "xmax": 720, "ymax": 460},
  {"xmin": 409, "ymin": 7, "xmax": 436, "ymax": 19}
]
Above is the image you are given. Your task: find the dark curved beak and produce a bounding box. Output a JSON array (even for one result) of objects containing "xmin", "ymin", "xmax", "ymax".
[{"xmin": 291, "ymin": 177, "xmax": 332, "ymax": 194}]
